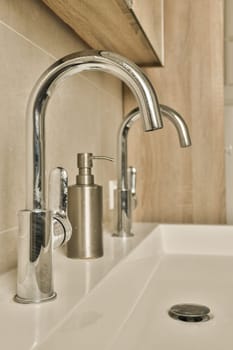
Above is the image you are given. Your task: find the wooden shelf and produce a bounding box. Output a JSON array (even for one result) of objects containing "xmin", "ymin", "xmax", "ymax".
[{"xmin": 42, "ymin": 0, "xmax": 164, "ymax": 67}]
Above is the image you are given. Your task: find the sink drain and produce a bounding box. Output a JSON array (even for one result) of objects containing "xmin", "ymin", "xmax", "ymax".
[{"xmin": 168, "ymin": 303, "xmax": 211, "ymax": 323}]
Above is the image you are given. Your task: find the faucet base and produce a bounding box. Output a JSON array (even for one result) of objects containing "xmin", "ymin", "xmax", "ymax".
[
  {"xmin": 16, "ymin": 210, "xmax": 56, "ymax": 304},
  {"xmin": 14, "ymin": 292, "xmax": 57, "ymax": 304}
]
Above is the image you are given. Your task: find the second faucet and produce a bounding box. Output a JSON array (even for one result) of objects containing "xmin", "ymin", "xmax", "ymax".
[{"xmin": 113, "ymin": 104, "xmax": 191, "ymax": 237}]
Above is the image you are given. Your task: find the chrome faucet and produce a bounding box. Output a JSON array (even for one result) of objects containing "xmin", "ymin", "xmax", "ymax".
[
  {"xmin": 14, "ymin": 50, "xmax": 163, "ymax": 303},
  {"xmin": 113, "ymin": 104, "xmax": 191, "ymax": 237}
]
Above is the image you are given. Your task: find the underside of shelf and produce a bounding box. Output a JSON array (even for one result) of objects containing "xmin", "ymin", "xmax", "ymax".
[{"xmin": 42, "ymin": 0, "xmax": 164, "ymax": 67}]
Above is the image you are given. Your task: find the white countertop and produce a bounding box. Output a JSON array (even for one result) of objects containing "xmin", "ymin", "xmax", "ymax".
[
  {"xmin": 3, "ymin": 223, "xmax": 233, "ymax": 350},
  {"xmin": 0, "ymin": 223, "xmax": 157, "ymax": 350}
]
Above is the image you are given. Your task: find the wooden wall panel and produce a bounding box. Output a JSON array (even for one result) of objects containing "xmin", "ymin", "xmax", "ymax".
[
  {"xmin": 129, "ymin": 0, "xmax": 164, "ymax": 64},
  {"xmin": 124, "ymin": 0, "xmax": 225, "ymax": 224}
]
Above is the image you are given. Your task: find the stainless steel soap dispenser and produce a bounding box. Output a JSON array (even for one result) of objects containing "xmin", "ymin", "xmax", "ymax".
[{"xmin": 67, "ymin": 153, "xmax": 112, "ymax": 259}]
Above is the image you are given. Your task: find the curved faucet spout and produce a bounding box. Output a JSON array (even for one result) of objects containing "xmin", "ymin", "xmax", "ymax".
[
  {"xmin": 16, "ymin": 50, "xmax": 163, "ymax": 303},
  {"xmin": 159, "ymin": 105, "xmax": 191, "ymax": 147},
  {"xmin": 26, "ymin": 50, "xmax": 163, "ymax": 210},
  {"xmin": 115, "ymin": 105, "xmax": 191, "ymax": 237}
]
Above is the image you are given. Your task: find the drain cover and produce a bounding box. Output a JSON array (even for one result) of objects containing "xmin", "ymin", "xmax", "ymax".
[{"xmin": 168, "ymin": 303, "xmax": 211, "ymax": 322}]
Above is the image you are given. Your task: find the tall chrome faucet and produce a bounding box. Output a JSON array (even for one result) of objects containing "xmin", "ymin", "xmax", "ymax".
[
  {"xmin": 14, "ymin": 50, "xmax": 163, "ymax": 303},
  {"xmin": 113, "ymin": 105, "xmax": 191, "ymax": 237}
]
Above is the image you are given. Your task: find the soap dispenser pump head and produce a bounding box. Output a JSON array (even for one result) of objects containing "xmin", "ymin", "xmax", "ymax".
[
  {"xmin": 76, "ymin": 153, "xmax": 94, "ymax": 185},
  {"xmin": 76, "ymin": 153, "xmax": 114, "ymax": 186}
]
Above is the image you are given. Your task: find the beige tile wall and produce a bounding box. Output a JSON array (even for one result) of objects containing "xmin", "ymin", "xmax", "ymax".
[{"xmin": 0, "ymin": 0, "xmax": 123, "ymax": 274}]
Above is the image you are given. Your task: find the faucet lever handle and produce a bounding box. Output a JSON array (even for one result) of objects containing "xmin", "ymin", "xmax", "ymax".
[
  {"xmin": 49, "ymin": 167, "xmax": 69, "ymax": 216},
  {"xmin": 49, "ymin": 167, "xmax": 72, "ymax": 248},
  {"xmin": 127, "ymin": 166, "xmax": 137, "ymax": 209}
]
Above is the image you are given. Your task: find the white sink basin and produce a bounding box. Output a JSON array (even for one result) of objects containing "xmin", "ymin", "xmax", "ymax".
[{"xmin": 2, "ymin": 223, "xmax": 233, "ymax": 349}]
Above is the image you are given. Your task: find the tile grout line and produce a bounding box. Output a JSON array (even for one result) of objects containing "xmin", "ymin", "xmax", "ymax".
[
  {"xmin": 0, "ymin": 19, "xmax": 57, "ymax": 60},
  {"xmin": 0, "ymin": 20, "xmax": 124, "ymax": 100},
  {"xmin": 0, "ymin": 226, "xmax": 17, "ymax": 235},
  {"xmin": 75, "ymin": 73, "xmax": 124, "ymax": 102},
  {"xmin": 0, "ymin": 20, "xmax": 122, "ymax": 108}
]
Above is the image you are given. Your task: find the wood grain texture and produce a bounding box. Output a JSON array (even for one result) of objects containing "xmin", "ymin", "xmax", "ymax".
[
  {"xmin": 42, "ymin": 0, "xmax": 163, "ymax": 66},
  {"xmin": 129, "ymin": 0, "xmax": 164, "ymax": 64},
  {"xmin": 124, "ymin": 0, "xmax": 225, "ymax": 224}
]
